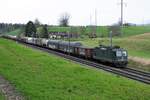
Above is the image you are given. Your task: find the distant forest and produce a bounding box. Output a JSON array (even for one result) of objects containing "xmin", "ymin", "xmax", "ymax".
[{"xmin": 0, "ymin": 23, "xmax": 25, "ymax": 34}]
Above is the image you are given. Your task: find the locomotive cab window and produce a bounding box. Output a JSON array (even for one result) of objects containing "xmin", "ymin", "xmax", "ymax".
[{"xmin": 116, "ymin": 51, "xmax": 122, "ymax": 57}]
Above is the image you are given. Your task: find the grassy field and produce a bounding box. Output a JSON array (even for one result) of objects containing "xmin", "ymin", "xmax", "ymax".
[
  {"xmin": 5, "ymin": 25, "xmax": 150, "ymax": 38},
  {"xmin": 6, "ymin": 29, "xmax": 22, "ymax": 36},
  {"xmin": 0, "ymin": 38, "xmax": 150, "ymax": 100},
  {"xmin": 48, "ymin": 26, "xmax": 71, "ymax": 32},
  {"xmin": 47, "ymin": 26, "xmax": 150, "ymax": 37},
  {"xmin": 122, "ymin": 25, "xmax": 150, "ymax": 37},
  {"xmin": 47, "ymin": 26, "xmax": 108, "ymax": 37},
  {"xmin": 0, "ymin": 95, "xmax": 4, "ymax": 100}
]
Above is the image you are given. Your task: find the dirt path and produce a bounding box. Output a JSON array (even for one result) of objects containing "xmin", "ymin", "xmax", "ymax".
[
  {"xmin": 129, "ymin": 56, "xmax": 150, "ymax": 66},
  {"xmin": 0, "ymin": 76, "xmax": 24, "ymax": 100}
]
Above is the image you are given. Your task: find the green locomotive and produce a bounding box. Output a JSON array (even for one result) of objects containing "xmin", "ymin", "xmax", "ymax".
[{"xmin": 93, "ymin": 45, "xmax": 128, "ymax": 67}]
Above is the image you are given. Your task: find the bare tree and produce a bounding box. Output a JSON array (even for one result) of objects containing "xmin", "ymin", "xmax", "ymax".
[
  {"xmin": 34, "ymin": 18, "xmax": 41, "ymax": 27},
  {"xmin": 59, "ymin": 13, "xmax": 70, "ymax": 27}
]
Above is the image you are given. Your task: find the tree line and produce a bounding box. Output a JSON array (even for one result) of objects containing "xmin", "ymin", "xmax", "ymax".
[
  {"xmin": 24, "ymin": 13, "xmax": 70, "ymax": 38},
  {"xmin": 0, "ymin": 23, "xmax": 25, "ymax": 33},
  {"xmin": 24, "ymin": 21, "xmax": 48, "ymax": 38},
  {"xmin": 0, "ymin": 12, "xmax": 70, "ymax": 38}
]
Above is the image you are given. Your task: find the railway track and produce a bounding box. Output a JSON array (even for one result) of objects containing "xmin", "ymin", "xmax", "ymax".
[
  {"xmin": 5, "ymin": 38, "xmax": 150, "ymax": 84},
  {"xmin": 124, "ymin": 67, "xmax": 150, "ymax": 77}
]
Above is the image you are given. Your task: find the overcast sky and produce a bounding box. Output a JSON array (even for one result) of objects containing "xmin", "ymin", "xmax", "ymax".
[{"xmin": 0, "ymin": 0, "xmax": 149, "ymax": 25}]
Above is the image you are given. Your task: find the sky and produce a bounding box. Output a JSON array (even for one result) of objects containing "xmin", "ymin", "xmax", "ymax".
[{"xmin": 0, "ymin": 0, "xmax": 149, "ymax": 25}]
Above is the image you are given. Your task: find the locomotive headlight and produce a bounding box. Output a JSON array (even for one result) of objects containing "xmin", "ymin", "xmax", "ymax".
[{"xmin": 122, "ymin": 51, "xmax": 127, "ymax": 56}]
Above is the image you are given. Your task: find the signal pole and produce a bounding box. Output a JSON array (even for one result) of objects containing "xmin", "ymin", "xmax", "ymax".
[
  {"xmin": 110, "ymin": 31, "xmax": 112, "ymax": 47},
  {"xmin": 95, "ymin": 9, "xmax": 97, "ymax": 27},
  {"xmin": 118, "ymin": 0, "xmax": 126, "ymax": 36},
  {"xmin": 68, "ymin": 31, "xmax": 70, "ymax": 55},
  {"xmin": 90, "ymin": 14, "xmax": 92, "ymax": 25},
  {"xmin": 121, "ymin": 0, "xmax": 123, "ymax": 27},
  {"xmin": 120, "ymin": 0, "xmax": 123, "ymax": 36},
  {"xmin": 95, "ymin": 9, "xmax": 97, "ymax": 36}
]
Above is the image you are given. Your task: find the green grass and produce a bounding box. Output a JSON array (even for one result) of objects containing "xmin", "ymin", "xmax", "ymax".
[
  {"xmin": 0, "ymin": 94, "xmax": 4, "ymax": 100},
  {"xmin": 0, "ymin": 38, "xmax": 150, "ymax": 100},
  {"xmin": 48, "ymin": 26, "xmax": 71, "ymax": 32},
  {"xmin": 123, "ymin": 26, "xmax": 150, "ymax": 37},
  {"xmin": 47, "ymin": 26, "xmax": 150, "ymax": 37},
  {"xmin": 47, "ymin": 26, "xmax": 109, "ymax": 37},
  {"xmin": 6, "ymin": 29, "xmax": 22, "ymax": 36}
]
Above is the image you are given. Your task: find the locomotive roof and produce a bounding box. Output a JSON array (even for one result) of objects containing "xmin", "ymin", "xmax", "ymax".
[
  {"xmin": 95, "ymin": 45, "xmax": 126, "ymax": 51},
  {"xmin": 59, "ymin": 41, "xmax": 82, "ymax": 47},
  {"xmin": 47, "ymin": 39, "xmax": 61, "ymax": 43},
  {"xmin": 47, "ymin": 39, "xmax": 82, "ymax": 47},
  {"xmin": 99, "ymin": 45, "xmax": 120, "ymax": 49},
  {"xmin": 78, "ymin": 46, "xmax": 93, "ymax": 49}
]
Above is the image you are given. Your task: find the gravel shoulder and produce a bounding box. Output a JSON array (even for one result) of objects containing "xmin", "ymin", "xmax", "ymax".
[{"xmin": 0, "ymin": 76, "xmax": 24, "ymax": 100}]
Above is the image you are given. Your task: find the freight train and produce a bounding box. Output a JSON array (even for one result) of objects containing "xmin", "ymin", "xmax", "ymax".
[{"xmin": 4, "ymin": 35, "xmax": 128, "ymax": 67}]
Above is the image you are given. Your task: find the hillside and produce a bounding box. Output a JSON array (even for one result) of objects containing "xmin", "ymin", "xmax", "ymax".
[
  {"xmin": 122, "ymin": 26, "xmax": 150, "ymax": 37},
  {"xmin": 6, "ymin": 25, "xmax": 150, "ymax": 37},
  {"xmin": 6, "ymin": 29, "xmax": 22, "ymax": 36},
  {"xmin": 47, "ymin": 26, "xmax": 150, "ymax": 37},
  {"xmin": 0, "ymin": 38, "xmax": 149, "ymax": 100}
]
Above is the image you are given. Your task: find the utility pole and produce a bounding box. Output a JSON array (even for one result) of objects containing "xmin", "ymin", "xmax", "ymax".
[
  {"xmin": 143, "ymin": 17, "xmax": 145, "ymax": 26},
  {"xmin": 89, "ymin": 14, "xmax": 93, "ymax": 38},
  {"xmin": 95, "ymin": 9, "xmax": 97, "ymax": 36},
  {"xmin": 119, "ymin": 0, "xmax": 127, "ymax": 36},
  {"xmin": 110, "ymin": 31, "xmax": 113, "ymax": 47},
  {"xmin": 68, "ymin": 31, "xmax": 70, "ymax": 55},
  {"xmin": 121, "ymin": 0, "xmax": 123, "ymax": 27},
  {"xmin": 120, "ymin": 0, "xmax": 124, "ymax": 36},
  {"xmin": 90, "ymin": 14, "xmax": 92, "ymax": 25},
  {"xmin": 95, "ymin": 9, "xmax": 97, "ymax": 27}
]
